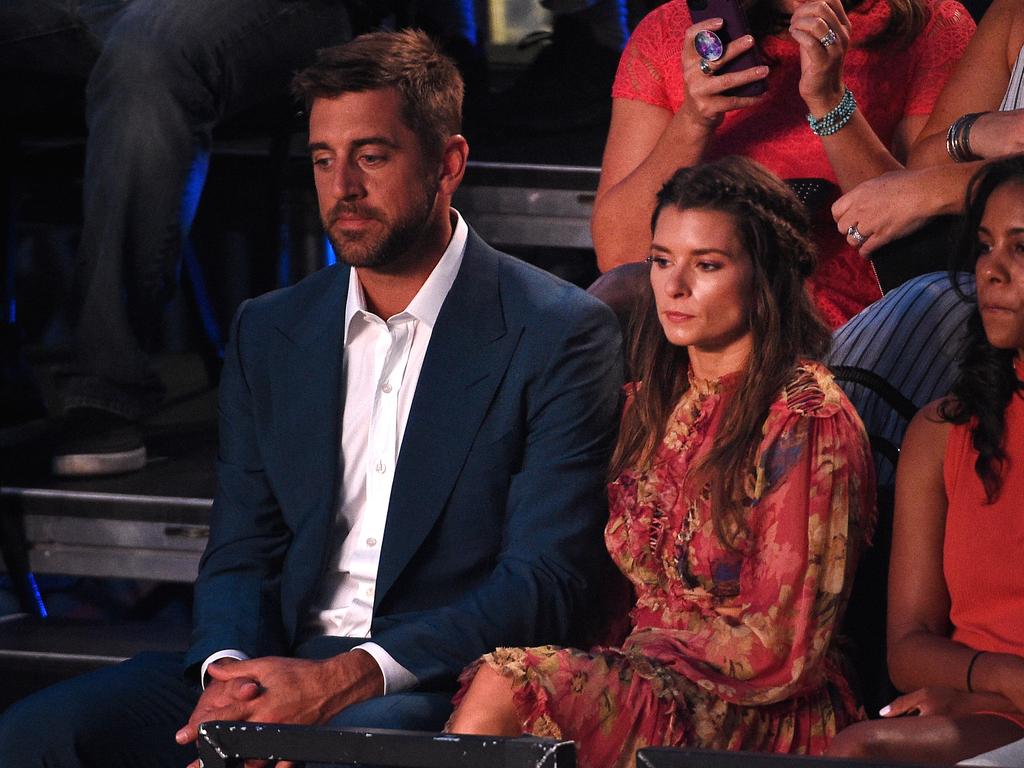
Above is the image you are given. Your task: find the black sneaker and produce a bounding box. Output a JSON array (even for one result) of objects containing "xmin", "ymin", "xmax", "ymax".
[{"xmin": 52, "ymin": 408, "xmax": 147, "ymax": 477}]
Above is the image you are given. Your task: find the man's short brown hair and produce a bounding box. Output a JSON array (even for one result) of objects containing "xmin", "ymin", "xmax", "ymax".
[{"xmin": 292, "ymin": 29, "xmax": 463, "ymax": 159}]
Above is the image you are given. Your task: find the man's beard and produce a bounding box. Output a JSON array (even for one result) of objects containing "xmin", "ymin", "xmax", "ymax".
[{"xmin": 324, "ymin": 183, "xmax": 437, "ymax": 271}]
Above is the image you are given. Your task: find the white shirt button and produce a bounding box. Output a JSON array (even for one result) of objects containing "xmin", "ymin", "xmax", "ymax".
[
  {"xmin": 381, "ymin": 381, "xmax": 392, "ymax": 393},
  {"xmin": 367, "ymin": 587, "xmax": 375, "ymax": 598},
  {"xmin": 366, "ymin": 537, "xmax": 377, "ymax": 547}
]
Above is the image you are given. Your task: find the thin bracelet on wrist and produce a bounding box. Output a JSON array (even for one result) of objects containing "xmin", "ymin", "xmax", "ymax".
[
  {"xmin": 807, "ymin": 88, "xmax": 857, "ymax": 137},
  {"xmin": 946, "ymin": 112, "xmax": 984, "ymax": 163},
  {"xmin": 966, "ymin": 650, "xmax": 986, "ymax": 693}
]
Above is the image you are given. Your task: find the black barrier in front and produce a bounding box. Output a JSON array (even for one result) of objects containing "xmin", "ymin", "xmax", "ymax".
[
  {"xmin": 636, "ymin": 747, "xmax": 936, "ymax": 768},
  {"xmin": 197, "ymin": 721, "xmax": 576, "ymax": 768}
]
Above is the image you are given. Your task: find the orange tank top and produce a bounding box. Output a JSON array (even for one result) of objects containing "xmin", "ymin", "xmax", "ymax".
[{"xmin": 943, "ymin": 379, "xmax": 1024, "ymax": 656}]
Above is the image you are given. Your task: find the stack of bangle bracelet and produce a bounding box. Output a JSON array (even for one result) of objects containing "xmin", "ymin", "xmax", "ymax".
[
  {"xmin": 946, "ymin": 112, "xmax": 983, "ymax": 162},
  {"xmin": 807, "ymin": 88, "xmax": 857, "ymax": 137}
]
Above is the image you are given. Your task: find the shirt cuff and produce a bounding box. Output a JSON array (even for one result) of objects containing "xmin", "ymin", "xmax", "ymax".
[
  {"xmin": 200, "ymin": 649, "xmax": 249, "ymax": 689},
  {"xmin": 354, "ymin": 642, "xmax": 417, "ymax": 694}
]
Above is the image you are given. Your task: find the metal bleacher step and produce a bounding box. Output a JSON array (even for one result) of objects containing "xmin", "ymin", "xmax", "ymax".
[
  {"xmin": 455, "ymin": 161, "xmax": 600, "ymax": 251},
  {"xmin": 454, "ymin": 161, "xmax": 601, "ymax": 289},
  {"xmin": 0, "ymin": 613, "xmax": 191, "ymax": 713},
  {"xmin": 1, "ymin": 417, "xmax": 215, "ymax": 587},
  {"xmin": 0, "ymin": 364, "xmax": 210, "ymax": 709},
  {"xmin": 1, "ymin": 356, "xmax": 217, "ymax": 590}
]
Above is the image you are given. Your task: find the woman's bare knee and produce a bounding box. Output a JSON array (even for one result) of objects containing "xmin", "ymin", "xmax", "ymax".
[
  {"xmin": 447, "ymin": 665, "xmax": 521, "ymax": 736},
  {"xmin": 827, "ymin": 714, "xmax": 1024, "ymax": 765},
  {"xmin": 827, "ymin": 720, "xmax": 889, "ymax": 760}
]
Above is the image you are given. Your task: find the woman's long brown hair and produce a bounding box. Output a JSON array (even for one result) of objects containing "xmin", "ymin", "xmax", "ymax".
[{"xmin": 609, "ymin": 157, "xmax": 831, "ymax": 550}]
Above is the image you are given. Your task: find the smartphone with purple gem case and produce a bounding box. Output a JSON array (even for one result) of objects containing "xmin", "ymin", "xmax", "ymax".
[{"xmin": 687, "ymin": 0, "xmax": 767, "ymax": 97}]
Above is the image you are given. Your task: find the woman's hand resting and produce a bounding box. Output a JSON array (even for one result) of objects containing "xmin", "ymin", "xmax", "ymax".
[
  {"xmin": 832, "ymin": 168, "xmax": 945, "ymax": 255},
  {"xmin": 880, "ymin": 687, "xmax": 1017, "ymax": 719}
]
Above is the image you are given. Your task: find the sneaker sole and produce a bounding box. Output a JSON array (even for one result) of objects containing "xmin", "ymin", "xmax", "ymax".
[{"xmin": 52, "ymin": 446, "xmax": 148, "ymax": 477}]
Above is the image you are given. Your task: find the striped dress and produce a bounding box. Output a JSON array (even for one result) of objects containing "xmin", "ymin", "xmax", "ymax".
[
  {"xmin": 999, "ymin": 43, "xmax": 1024, "ymax": 110},
  {"xmin": 825, "ymin": 272, "xmax": 974, "ymax": 487}
]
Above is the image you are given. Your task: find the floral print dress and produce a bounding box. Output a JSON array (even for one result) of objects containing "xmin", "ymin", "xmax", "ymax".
[{"xmin": 456, "ymin": 362, "xmax": 876, "ymax": 768}]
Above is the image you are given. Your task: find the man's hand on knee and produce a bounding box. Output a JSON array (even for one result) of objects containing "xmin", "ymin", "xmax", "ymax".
[{"xmin": 177, "ymin": 650, "xmax": 385, "ymax": 767}]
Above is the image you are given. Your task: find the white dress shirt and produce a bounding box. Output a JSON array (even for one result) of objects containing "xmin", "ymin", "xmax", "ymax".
[{"xmin": 202, "ymin": 212, "xmax": 468, "ymax": 693}]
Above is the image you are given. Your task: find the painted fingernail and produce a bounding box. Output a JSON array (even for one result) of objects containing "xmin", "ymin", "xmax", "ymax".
[{"xmin": 879, "ymin": 705, "xmax": 891, "ymax": 716}]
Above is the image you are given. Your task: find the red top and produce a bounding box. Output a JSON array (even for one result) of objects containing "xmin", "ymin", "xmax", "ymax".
[
  {"xmin": 612, "ymin": 0, "xmax": 975, "ymax": 327},
  {"xmin": 943, "ymin": 369, "xmax": 1024, "ymax": 657}
]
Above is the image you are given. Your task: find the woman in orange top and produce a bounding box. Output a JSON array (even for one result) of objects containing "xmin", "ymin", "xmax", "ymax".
[{"xmin": 827, "ymin": 155, "xmax": 1024, "ymax": 763}]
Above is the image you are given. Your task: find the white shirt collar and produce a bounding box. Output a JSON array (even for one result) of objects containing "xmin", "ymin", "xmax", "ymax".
[{"xmin": 344, "ymin": 209, "xmax": 468, "ymax": 342}]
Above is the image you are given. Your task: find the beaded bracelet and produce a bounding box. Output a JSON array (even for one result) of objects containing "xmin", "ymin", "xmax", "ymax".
[
  {"xmin": 807, "ymin": 89, "xmax": 857, "ymax": 137},
  {"xmin": 946, "ymin": 112, "xmax": 983, "ymax": 163}
]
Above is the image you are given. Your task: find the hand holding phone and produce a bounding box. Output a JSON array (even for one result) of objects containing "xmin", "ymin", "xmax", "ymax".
[{"xmin": 686, "ymin": 0, "xmax": 767, "ymax": 97}]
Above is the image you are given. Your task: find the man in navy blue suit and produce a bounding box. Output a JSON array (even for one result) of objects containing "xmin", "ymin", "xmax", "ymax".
[{"xmin": 0, "ymin": 29, "xmax": 623, "ymax": 768}]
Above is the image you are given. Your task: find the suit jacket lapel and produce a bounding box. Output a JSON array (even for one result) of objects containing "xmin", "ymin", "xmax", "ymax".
[
  {"xmin": 375, "ymin": 232, "xmax": 519, "ymax": 606},
  {"xmin": 268, "ymin": 266, "xmax": 349, "ymax": 602}
]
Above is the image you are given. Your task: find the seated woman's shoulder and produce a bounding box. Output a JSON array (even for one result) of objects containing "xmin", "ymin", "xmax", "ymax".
[
  {"xmin": 896, "ymin": 397, "xmax": 956, "ymax": 470},
  {"xmin": 776, "ymin": 360, "xmax": 852, "ymax": 419},
  {"xmin": 907, "ymin": 397, "xmax": 956, "ymax": 440}
]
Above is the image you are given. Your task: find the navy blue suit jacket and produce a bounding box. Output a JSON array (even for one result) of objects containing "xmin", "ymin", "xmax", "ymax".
[{"xmin": 186, "ymin": 229, "xmax": 623, "ymax": 690}]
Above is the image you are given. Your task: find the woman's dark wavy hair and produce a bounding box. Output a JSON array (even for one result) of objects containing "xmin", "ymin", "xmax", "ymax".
[
  {"xmin": 942, "ymin": 155, "xmax": 1024, "ymax": 503},
  {"xmin": 746, "ymin": 0, "xmax": 929, "ymax": 50},
  {"xmin": 609, "ymin": 156, "xmax": 831, "ymax": 550}
]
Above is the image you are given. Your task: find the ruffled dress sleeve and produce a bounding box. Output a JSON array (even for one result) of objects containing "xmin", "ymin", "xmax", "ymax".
[{"xmin": 625, "ymin": 364, "xmax": 876, "ymax": 707}]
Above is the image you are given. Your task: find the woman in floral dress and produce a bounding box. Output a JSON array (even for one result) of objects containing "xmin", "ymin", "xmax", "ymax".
[{"xmin": 447, "ymin": 156, "xmax": 877, "ymax": 768}]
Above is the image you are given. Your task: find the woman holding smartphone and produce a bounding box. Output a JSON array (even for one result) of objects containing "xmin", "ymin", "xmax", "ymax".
[
  {"xmin": 592, "ymin": 0, "xmax": 975, "ymax": 328},
  {"xmin": 446, "ymin": 157, "xmax": 876, "ymax": 767}
]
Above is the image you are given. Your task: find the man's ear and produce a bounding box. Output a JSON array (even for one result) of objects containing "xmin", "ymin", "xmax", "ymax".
[{"xmin": 437, "ymin": 134, "xmax": 469, "ymax": 198}]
